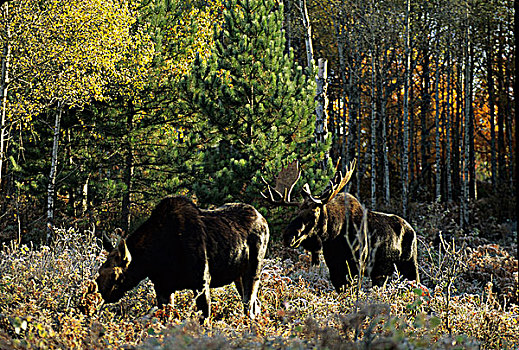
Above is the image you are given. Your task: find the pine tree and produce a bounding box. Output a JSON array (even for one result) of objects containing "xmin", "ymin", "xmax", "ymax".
[{"xmin": 182, "ymin": 0, "xmax": 326, "ymax": 206}]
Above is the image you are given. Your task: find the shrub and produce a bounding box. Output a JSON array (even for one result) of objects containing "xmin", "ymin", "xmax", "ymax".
[{"xmin": 0, "ymin": 223, "xmax": 517, "ymax": 349}]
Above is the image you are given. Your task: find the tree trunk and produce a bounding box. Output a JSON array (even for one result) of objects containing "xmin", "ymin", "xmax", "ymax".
[
  {"xmin": 468, "ymin": 41, "xmax": 476, "ymax": 200},
  {"xmin": 410, "ymin": 76, "xmax": 416, "ymax": 186},
  {"xmin": 346, "ymin": 79, "xmax": 357, "ymax": 181},
  {"xmin": 349, "ymin": 53, "xmax": 361, "ymax": 194},
  {"xmin": 121, "ymin": 101, "xmax": 135, "ymax": 233},
  {"xmin": 420, "ymin": 33, "xmax": 431, "ymax": 197},
  {"xmin": 461, "ymin": 16, "xmax": 471, "ymax": 229},
  {"xmin": 452, "ymin": 65, "xmax": 462, "ymax": 200},
  {"xmin": 299, "ymin": 0, "xmax": 313, "ymax": 70},
  {"xmin": 486, "ymin": 20, "xmax": 496, "ymax": 190},
  {"xmin": 515, "ymin": 0, "xmax": 518, "ymax": 195},
  {"xmin": 445, "ymin": 50, "xmax": 452, "ymax": 202},
  {"xmin": 370, "ymin": 50, "xmax": 377, "ymax": 210},
  {"xmin": 0, "ymin": 2, "xmax": 10, "ymax": 191},
  {"xmin": 46, "ymin": 104, "xmax": 63, "ymax": 243},
  {"xmin": 402, "ymin": 0, "xmax": 410, "ymax": 217},
  {"xmin": 284, "ymin": 0, "xmax": 292, "ymax": 50},
  {"xmin": 504, "ymin": 38, "xmax": 513, "ymax": 189},
  {"xmin": 434, "ymin": 50, "xmax": 441, "ymax": 201},
  {"xmin": 379, "ymin": 46, "xmax": 392, "ymax": 206},
  {"xmin": 82, "ymin": 174, "xmax": 90, "ymax": 216},
  {"xmin": 333, "ymin": 13, "xmax": 346, "ymax": 166},
  {"xmin": 355, "ymin": 89, "xmax": 362, "ymax": 198},
  {"xmin": 496, "ymin": 23, "xmax": 506, "ymax": 184},
  {"xmin": 315, "ymin": 58, "xmax": 329, "ymax": 168},
  {"xmin": 381, "ymin": 81, "xmax": 389, "ymax": 206}
]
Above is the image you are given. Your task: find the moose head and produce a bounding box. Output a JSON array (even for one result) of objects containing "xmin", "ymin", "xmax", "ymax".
[
  {"xmin": 95, "ymin": 229, "xmax": 133, "ymax": 303},
  {"xmin": 261, "ymin": 159, "xmax": 356, "ymax": 251}
]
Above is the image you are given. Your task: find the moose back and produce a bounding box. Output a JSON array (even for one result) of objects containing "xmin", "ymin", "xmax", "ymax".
[{"xmin": 94, "ymin": 196, "xmax": 269, "ymax": 319}]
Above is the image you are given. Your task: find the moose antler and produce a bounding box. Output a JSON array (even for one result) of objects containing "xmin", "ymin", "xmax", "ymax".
[
  {"xmin": 325, "ymin": 158, "xmax": 356, "ymax": 202},
  {"xmin": 261, "ymin": 160, "xmax": 301, "ymax": 207},
  {"xmin": 302, "ymin": 158, "xmax": 357, "ymax": 205}
]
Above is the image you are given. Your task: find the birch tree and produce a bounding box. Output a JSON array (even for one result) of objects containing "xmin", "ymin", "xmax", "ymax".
[
  {"xmin": 7, "ymin": 0, "xmax": 147, "ymax": 242},
  {"xmin": 370, "ymin": 47, "xmax": 377, "ymax": 209},
  {"xmin": 0, "ymin": 2, "xmax": 9, "ymax": 190},
  {"xmin": 298, "ymin": 0, "xmax": 331, "ymax": 169},
  {"xmin": 299, "ymin": 0, "xmax": 313, "ymax": 69},
  {"xmin": 315, "ymin": 58, "xmax": 330, "ymax": 168}
]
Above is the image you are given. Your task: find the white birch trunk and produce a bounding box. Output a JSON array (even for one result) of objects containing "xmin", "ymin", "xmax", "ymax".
[
  {"xmin": 504, "ymin": 56, "xmax": 513, "ymax": 189},
  {"xmin": 82, "ymin": 174, "xmax": 89, "ymax": 216},
  {"xmin": 356, "ymin": 96, "xmax": 362, "ymax": 198},
  {"xmin": 335, "ymin": 27, "xmax": 347, "ymax": 170},
  {"xmin": 370, "ymin": 51, "xmax": 376, "ymax": 210},
  {"xmin": 121, "ymin": 101, "xmax": 135, "ymax": 233},
  {"xmin": 0, "ymin": 2, "xmax": 10, "ymax": 189},
  {"xmin": 381, "ymin": 51, "xmax": 390, "ymax": 205},
  {"xmin": 46, "ymin": 104, "xmax": 63, "ymax": 243},
  {"xmin": 486, "ymin": 22, "xmax": 496, "ymax": 190},
  {"xmin": 382, "ymin": 93, "xmax": 389, "ymax": 206},
  {"xmin": 299, "ymin": 0, "xmax": 313, "ymax": 70},
  {"xmin": 315, "ymin": 58, "xmax": 329, "ymax": 167}
]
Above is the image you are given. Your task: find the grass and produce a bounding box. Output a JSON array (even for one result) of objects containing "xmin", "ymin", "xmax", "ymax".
[{"xmin": 0, "ymin": 209, "xmax": 517, "ymax": 349}]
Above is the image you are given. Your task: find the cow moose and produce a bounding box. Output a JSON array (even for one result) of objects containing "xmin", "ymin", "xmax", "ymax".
[
  {"xmin": 94, "ymin": 196, "xmax": 270, "ymax": 319},
  {"xmin": 261, "ymin": 160, "xmax": 419, "ymax": 292}
]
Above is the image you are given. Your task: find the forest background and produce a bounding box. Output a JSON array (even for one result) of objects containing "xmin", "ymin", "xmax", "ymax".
[
  {"xmin": 0, "ymin": 0, "xmax": 517, "ymax": 348},
  {"xmin": 0, "ymin": 0, "xmax": 515, "ymax": 243}
]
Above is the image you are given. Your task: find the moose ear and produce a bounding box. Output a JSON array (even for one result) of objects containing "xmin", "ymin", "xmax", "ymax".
[
  {"xmin": 102, "ymin": 233, "xmax": 115, "ymax": 252},
  {"xmin": 118, "ymin": 239, "xmax": 132, "ymax": 268},
  {"xmin": 115, "ymin": 227, "xmax": 128, "ymax": 238}
]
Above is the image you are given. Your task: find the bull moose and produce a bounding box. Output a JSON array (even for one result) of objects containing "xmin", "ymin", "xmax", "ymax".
[
  {"xmin": 262, "ymin": 160, "xmax": 419, "ymax": 292},
  {"xmin": 94, "ymin": 196, "xmax": 269, "ymax": 319}
]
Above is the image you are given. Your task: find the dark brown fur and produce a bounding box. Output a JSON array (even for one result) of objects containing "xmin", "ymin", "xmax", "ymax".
[
  {"xmin": 283, "ymin": 192, "xmax": 419, "ymax": 291},
  {"xmin": 96, "ymin": 196, "xmax": 269, "ymax": 318}
]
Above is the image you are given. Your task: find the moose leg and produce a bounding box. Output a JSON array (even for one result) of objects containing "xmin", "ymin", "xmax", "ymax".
[
  {"xmin": 370, "ymin": 258, "xmax": 394, "ymax": 287},
  {"xmin": 311, "ymin": 251, "xmax": 320, "ymax": 266},
  {"xmin": 323, "ymin": 244, "xmax": 353, "ymax": 292},
  {"xmin": 242, "ymin": 273, "xmax": 261, "ymax": 319},
  {"xmin": 396, "ymin": 225, "xmax": 420, "ymax": 283},
  {"xmin": 236, "ymin": 275, "xmax": 262, "ymax": 317},
  {"xmin": 234, "ymin": 277, "xmax": 245, "ymax": 299},
  {"xmin": 328, "ymin": 265, "xmax": 349, "ymax": 292},
  {"xmin": 194, "ymin": 259, "xmax": 211, "ymax": 318},
  {"xmin": 155, "ymin": 286, "xmax": 174, "ymax": 308},
  {"xmin": 371, "ymin": 274, "xmax": 390, "ymax": 287},
  {"xmin": 246, "ymin": 273, "xmax": 262, "ymax": 319},
  {"xmin": 241, "ymin": 237, "xmax": 266, "ymax": 319},
  {"xmin": 395, "ymin": 255, "xmax": 419, "ymax": 283}
]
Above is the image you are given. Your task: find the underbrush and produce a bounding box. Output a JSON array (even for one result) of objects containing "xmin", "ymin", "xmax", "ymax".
[{"xmin": 0, "ymin": 222, "xmax": 517, "ymax": 349}]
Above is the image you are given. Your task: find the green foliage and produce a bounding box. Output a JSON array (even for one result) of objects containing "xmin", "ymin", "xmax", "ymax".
[
  {"xmin": 180, "ymin": 0, "xmax": 325, "ymax": 206},
  {"xmin": 7, "ymin": 0, "xmax": 147, "ymax": 119},
  {"xmin": 0, "ymin": 0, "xmax": 156, "ymax": 239},
  {"xmin": 0, "ymin": 0, "xmax": 227, "ymax": 237}
]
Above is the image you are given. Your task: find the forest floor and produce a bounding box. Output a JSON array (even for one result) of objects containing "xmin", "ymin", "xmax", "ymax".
[{"xmin": 0, "ymin": 200, "xmax": 517, "ymax": 349}]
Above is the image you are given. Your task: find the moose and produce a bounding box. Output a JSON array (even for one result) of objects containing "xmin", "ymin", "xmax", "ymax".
[
  {"xmin": 262, "ymin": 160, "xmax": 419, "ymax": 292},
  {"xmin": 93, "ymin": 195, "xmax": 270, "ymax": 319}
]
